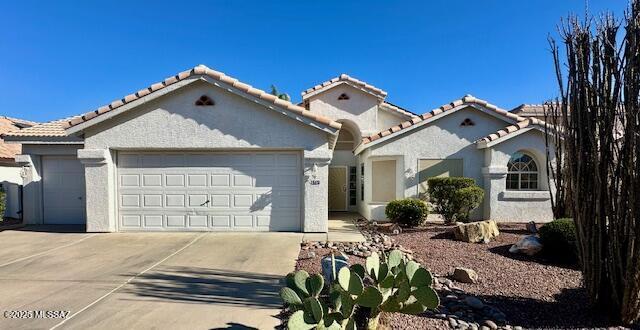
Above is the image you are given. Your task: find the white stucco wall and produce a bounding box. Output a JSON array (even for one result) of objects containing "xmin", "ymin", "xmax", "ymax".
[
  {"xmin": 0, "ymin": 166, "xmax": 22, "ymax": 218},
  {"xmin": 362, "ymin": 106, "xmax": 541, "ymax": 222},
  {"xmin": 82, "ymin": 80, "xmax": 333, "ymax": 232},
  {"xmin": 482, "ymin": 129, "xmax": 554, "ymax": 222},
  {"xmin": 0, "ymin": 166, "xmax": 22, "ymax": 185},
  {"xmin": 306, "ymin": 84, "xmax": 380, "ymax": 135},
  {"xmin": 377, "ymin": 110, "xmax": 406, "ymax": 131}
]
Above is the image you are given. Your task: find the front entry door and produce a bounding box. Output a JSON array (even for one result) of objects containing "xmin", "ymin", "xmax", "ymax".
[{"xmin": 328, "ymin": 167, "xmax": 347, "ymax": 211}]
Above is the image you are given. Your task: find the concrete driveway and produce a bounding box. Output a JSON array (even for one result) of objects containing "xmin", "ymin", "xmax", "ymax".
[{"xmin": 0, "ymin": 227, "xmax": 302, "ymax": 330}]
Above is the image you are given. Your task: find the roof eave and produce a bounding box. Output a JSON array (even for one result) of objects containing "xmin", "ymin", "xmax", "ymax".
[
  {"xmin": 355, "ymin": 102, "xmax": 520, "ymax": 155},
  {"xmin": 65, "ymin": 76, "xmax": 340, "ymax": 136},
  {"xmin": 476, "ymin": 126, "xmax": 540, "ymax": 149}
]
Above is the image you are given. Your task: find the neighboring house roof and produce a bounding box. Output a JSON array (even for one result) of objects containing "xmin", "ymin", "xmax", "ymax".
[
  {"xmin": 379, "ymin": 101, "xmax": 419, "ymax": 118},
  {"xmin": 4, "ymin": 117, "xmax": 79, "ymax": 138},
  {"xmin": 358, "ymin": 95, "xmax": 526, "ymax": 150},
  {"xmin": 0, "ymin": 116, "xmax": 38, "ymax": 161},
  {"xmin": 5, "ymin": 65, "xmax": 341, "ymax": 140},
  {"xmin": 301, "ymin": 74, "xmax": 388, "ymax": 99},
  {"xmin": 1, "ymin": 116, "xmax": 38, "ymax": 128},
  {"xmin": 476, "ymin": 117, "xmax": 552, "ymax": 148},
  {"xmin": 511, "ymin": 104, "xmax": 546, "ymax": 117}
]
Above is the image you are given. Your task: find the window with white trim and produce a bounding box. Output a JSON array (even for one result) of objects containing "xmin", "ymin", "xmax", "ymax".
[{"xmin": 506, "ymin": 152, "xmax": 539, "ymax": 190}]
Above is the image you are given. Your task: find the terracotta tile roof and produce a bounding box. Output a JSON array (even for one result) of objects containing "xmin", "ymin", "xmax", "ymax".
[
  {"xmin": 7, "ymin": 65, "xmax": 342, "ymax": 139},
  {"xmin": 0, "ymin": 116, "xmax": 40, "ymax": 160},
  {"xmin": 0, "ymin": 116, "xmax": 38, "ymax": 128},
  {"xmin": 511, "ymin": 104, "xmax": 547, "ymax": 117},
  {"xmin": 380, "ymin": 102, "xmax": 419, "ymax": 118},
  {"xmin": 476, "ymin": 117, "xmax": 551, "ymax": 144},
  {"xmin": 301, "ymin": 74, "xmax": 387, "ymax": 99},
  {"xmin": 61, "ymin": 65, "xmax": 341, "ymax": 131},
  {"xmin": 362, "ymin": 95, "xmax": 526, "ymax": 144},
  {"xmin": 3, "ymin": 116, "xmax": 81, "ymax": 137}
]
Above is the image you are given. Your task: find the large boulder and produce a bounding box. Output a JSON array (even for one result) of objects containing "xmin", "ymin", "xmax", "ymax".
[{"xmin": 453, "ymin": 220, "xmax": 500, "ymax": 243}]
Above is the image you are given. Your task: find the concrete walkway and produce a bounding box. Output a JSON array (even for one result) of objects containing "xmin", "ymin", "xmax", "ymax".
[
  {"xmin": 302, "ymin": 212, "xmax": 366, "ymax": 243},
  {"xmin": 0, "ymin": 228, "xmax": 302, "ymax": 330}
]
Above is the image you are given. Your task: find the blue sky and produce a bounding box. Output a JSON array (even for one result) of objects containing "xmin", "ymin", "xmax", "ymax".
[{"xmin": 0, "ymin": 1, "xmax": 627, "ymax": 122}]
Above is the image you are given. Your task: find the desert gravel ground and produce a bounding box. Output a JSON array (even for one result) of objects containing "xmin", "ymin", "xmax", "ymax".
[{"xmin": 294, "ymin": 223, "xmax": 626, "ymax": 329}]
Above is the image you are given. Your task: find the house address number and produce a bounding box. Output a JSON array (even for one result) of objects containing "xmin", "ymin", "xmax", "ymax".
[{"xmin": 310, "ymin": 180, "xmax": 321, "ymax": 185}]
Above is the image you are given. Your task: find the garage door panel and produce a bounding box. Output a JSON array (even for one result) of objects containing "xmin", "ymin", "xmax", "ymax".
[
  {"xmin": 232, "ymin": 174, "xmax": 253, "ymax": 187},
  {"xmin": 144, "ymin": 194, "xmax": 163, "ymax": 207},
  {"xmin": 144, "ymin": 215, "xmax": 163, "ymax": 227},
  {"xmin": 211, "ymin": 215, "xmax": 231, "ymax": 228},
  {"xmin": 164, "ymin": 174, "xmax": 185, "ymax": 187},
  {"xmin": 120, "ymin": 174, "xmax": 140, "ymax": 187},
  {"xmin": 117, "ymin": 151, "xmax": 301, "ymax": 231},
  {"xmin": 122, "ymin": 215, "xmax": 141, "ymax": 227},
  {"xmin": 165, "ymin": 194, "xmax": 186, "ymax": 207},
  {"xmin": 233, "ymin": 215, "xmax": 253, "ymax": 227},
  {"xmin": 166, "ymin": 215, "xmax": 186, "ymax": 227},
  {"xmin": 188, "ymin": 215, "xmax": 208, "ymax": 227},
  {"xmin": 188, "ymin": 174, "xmax": 208, "ymax": 187},
  {"xmin": 211, "ymin": 174, "xmax": 230, "ymax": 186},
  {"xmin": 121, "ymin": 194, "xmax": 140, "ymax": 207},
  {"xmin": 210, "ymin": 194, "xmax": 231, "ymax": 207}
]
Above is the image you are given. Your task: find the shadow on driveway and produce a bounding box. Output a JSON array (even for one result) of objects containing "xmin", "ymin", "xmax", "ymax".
[
  {"xmin": 14, "ymin": 225, "xmax": 86, "ymax": 233},
  {"xmin": 122, "ymin": 266, "xmax": 284, "ymax": 308}
]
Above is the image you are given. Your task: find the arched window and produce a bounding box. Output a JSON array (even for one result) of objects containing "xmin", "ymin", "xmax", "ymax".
[{"xmin": 506, "ymin": 152, "xmax": 539, "ymax": 190}]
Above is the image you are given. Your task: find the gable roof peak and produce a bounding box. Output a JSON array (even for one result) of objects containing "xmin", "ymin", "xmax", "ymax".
[
  {"xmin": 358, "ymin": 95, "xmax": 527, "ymax": 148},
  {"xmin": 302, "ymin": 74, "xmax": 387, "ymax": 99}
]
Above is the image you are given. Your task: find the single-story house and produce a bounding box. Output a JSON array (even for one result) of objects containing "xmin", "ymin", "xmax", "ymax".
[{"xmin": 3, "ymin": 65, "xmax": 554, "ymax": 232}]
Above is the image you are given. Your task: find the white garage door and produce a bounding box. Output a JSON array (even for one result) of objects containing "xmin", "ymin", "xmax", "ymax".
[
  {"xmin": 42, "ymin": 156, "xmax": 86, "ymax": 225},
  {"xmin": 117, "ymin": 151, "xmax": 302, "ymax": 232}
]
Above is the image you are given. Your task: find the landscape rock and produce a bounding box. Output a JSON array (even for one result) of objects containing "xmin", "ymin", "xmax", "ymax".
[
  {"xmin": 453, "ymin": 220, "xmax": 500, "ymax": 243},
  {"xmin": 526, "ymin": 221, "xmax": 538, "ymax": 233},
  {"xmin": 465, "ymin": 296, "xmax": 484, "ymax": 309},
  {"xmin": 483, "ymin": 320, "xmax": 498, "ymax": 330},
  {"xmin": 390, "ymin": 223, "xmax": 402, "ymax": 235},
  {"xmin": 452, "ymin": 267, "xmax": 479, "ymax": 283},
  {"xmin": 509, "ymin": 235, "xmax": 543, "ymax": 256}
]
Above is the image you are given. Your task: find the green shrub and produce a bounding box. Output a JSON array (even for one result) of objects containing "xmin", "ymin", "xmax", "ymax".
[
  {"xmin": 451, "ymin": 186, "xmax": 484, "ymax": 222},
  {"xmin": 0, "ymin": 187, "xmax": 5, "ymax": 221},
  {"xmin": 539, "ymin": 218, "xmax": 578, "ymax": 263},
  {"xmin": 427, "ymin": 177, "xmax": 483, "ymax": 223},
  {"xmin": 385, "ymin": 198, "xmax": 429, "ymax": 227}
]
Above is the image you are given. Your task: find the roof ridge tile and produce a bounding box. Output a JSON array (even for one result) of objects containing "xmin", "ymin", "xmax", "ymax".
[{"xmin": 301, "ymin": 74, "xmax": 387, "ymax": 98}]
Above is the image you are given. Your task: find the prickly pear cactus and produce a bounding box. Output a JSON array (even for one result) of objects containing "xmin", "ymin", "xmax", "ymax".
[{"xmin": 281, "ymin": 250, "xmax": 440, "ymax": 330}]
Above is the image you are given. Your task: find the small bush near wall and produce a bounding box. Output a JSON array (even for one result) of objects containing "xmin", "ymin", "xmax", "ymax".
[
  {"xmin": 427, "ymin": 177, "xmax": 483, "ymax": 223},
  {"xmin": 385, "ymin": 198, "xmax": 429, "ymax": 227},
  {"xmin": 539, "ymin": 218, "xmax": 578, "ymax": 263},
  {"xmin": 451, "ymin": 186, "xmax": 485, "ymax": 222},
  {"xmin": 0, "ymin": 187, "xmax": 5, "ymax": 221}
]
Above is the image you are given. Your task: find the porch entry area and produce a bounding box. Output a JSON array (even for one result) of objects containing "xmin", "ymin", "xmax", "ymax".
[
  {"xmin": 302, "ymin": 212, "xmax": 365, "ymax": 242},
  {"xmin": 328, "ymin": 167, "xmax": 347, "ymax": 211}
]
